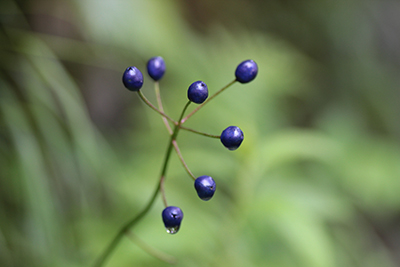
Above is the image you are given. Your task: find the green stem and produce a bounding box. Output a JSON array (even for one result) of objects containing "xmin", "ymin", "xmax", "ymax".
[
  {"xmin": 93, "ymin": 101, "xmax": 191, "ymax": 267},
  {"xmin": 181, "ymin": 79, "xmax": 236, "ymax": 124},
  {"xmin": 137, "ymin": 90, "xmax": 177, "ymax": 125},
  {"xmin": 179, "ymin": 126, "xmax": 220, "ymax": 139}
]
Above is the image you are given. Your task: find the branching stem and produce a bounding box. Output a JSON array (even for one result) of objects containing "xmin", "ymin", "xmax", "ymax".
[{"xmin": 181, "ymin": 79, "xmax": 236, "ymax": 123}]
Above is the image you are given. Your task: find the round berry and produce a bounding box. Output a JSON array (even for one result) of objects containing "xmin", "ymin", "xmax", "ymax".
[
  {"xmin": 187, "ymin": 81, "xmax": 208, "ymax": 104},
  {"xmin": 162, "ymin": 206, "xmax": 183, "ymax": 234},
  {"xmin": 122, "ymin": 66, "xmax": 143, "ymax": 91},
  {"xmin": 235, "ymin": 60, "xmax": 258, "ymax": 83},
  {"xmin": 194, "ymin": 176, "xmax": 216, "ymax": 201},
  {"xmin": 220, "ymin": 126, "xmax": 244, "ymax": 150},
  {"xmin": 147, "ymin": 56, "xmax": 166, "ymax": 81}
]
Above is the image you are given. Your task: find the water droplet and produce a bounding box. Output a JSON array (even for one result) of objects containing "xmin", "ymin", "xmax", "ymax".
[{"xmin": 165, "ymin": 225, "xmax": 180, "ymax": 234}]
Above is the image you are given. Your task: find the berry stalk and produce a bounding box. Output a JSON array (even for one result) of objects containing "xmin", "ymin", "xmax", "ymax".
[
  {"xmin": 179, "ymin": 126, "xmax": 220, "ymax": 139},
  {"xmin": 154, "ymin": 81, "xmax": 173, "ymax": 134},
  {"xmin": 137, "ymin": 90, "xmax": 177, "ymax": 125},
  {"xmin": 172, "ymin": 140, "xmax": 196, "ymax": 180}
]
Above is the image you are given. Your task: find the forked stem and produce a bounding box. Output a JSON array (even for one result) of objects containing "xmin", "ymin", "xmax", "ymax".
[{"xmin": 181, "ymin": 79, "xmax": 236, "ymax": 123}]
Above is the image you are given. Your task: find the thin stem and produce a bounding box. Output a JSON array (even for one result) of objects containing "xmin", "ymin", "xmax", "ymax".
[
  {"xmin": 154, "ymin": 82, "xmax": 173, "ymax": 134},
  {"xmin": 179, "ymin": 126, "xmax": 220, "ymax": 139},
  {"xmin": 126, "ymin": 231, "xmax": 177, "ymax": 264},
  {"xmin": 181, "ymin": 79, "xmax": 236, "ymax": 124},
  {"xmin": 154, "ymin": 83, "xmax": 194, "ymax": 179},
  {"xmin": 137, "ymin": 90, "xmax": 177, "ymax": 125},
  {"xmin": 160, "ymin": 175, "xmax": 168, "ymax": 207},
  {"xmin": 172, "ymin": 140, "xmax": 196, "ymax": 180},
  {"xmin": 93, "ymin": 101, "xmax": 191, "ymax": 267}
]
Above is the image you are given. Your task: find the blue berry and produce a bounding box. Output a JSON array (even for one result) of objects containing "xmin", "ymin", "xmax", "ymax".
[
  {"xmin": 147, "ymin": 56, "xmax": 166, "ymax": 81},
  {"xmin": 122, "ymin": 66, "xmax": 143, "ymax": 91},
  {"xmin": 162, "ymin": 206, "xmax": 183, "ymax": 234},
  {"xmin": 187, "ymin": 81, "xmax": 208, "ymax": 104},
  {"xmin": 235, "ymin": 60, "xmax": 258, "ymax": 83},
  {"xmin": 220, "ymin": 126, "xmax": 244, "ymax": 150},
  {"xmin": 194, "ymin": 176, "xmax": 216, "ymax": 201}
]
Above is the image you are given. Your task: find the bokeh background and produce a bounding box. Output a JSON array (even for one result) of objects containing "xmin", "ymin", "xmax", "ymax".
[{"xmin": 1, "ymin": 0, "xmax": 400, "ymax": 266}]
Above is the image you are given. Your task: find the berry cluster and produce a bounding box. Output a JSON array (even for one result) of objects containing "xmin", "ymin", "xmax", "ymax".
[
  {"xmin": 123, "ymin": 57, "xmax": 257, "ymax": 234},
  {"xmin": 95, "ymin": 57, "xmax": 257, "ymax": 266}
]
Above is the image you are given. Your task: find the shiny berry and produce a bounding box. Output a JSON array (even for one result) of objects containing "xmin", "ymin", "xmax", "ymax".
[
  {"xmin": 220, "ymin": 126, "xmax": 244, "ymax": 150},
  {"xmin": 122, "ymin": 66, "xmax": 143, "ymax": 91},
  {"xmin": 235, "ymin": 60, "xmax": 258, "ymax": 83},
  {"xmin": 147, "ymin": 56, "xmax": 166, "ymax": 81},
  {"xmin": 187, "ymin": 81, "xmax": 208, "ymax": 104},
  {"xmin": 162, "ymin": 206, "xmax": 183, "ymax": 234},
  {"xmin": 194, "ymin": 176, "xmax": 216, "ymax": 201}
]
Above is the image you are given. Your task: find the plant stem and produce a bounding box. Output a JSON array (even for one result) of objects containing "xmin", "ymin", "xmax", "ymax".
[
  {"xmin": 153, "ymin": 83, "xmax": 195, "ymax": 180},
  {"xmin": 154, "ymin": 82, "xmax": 173, "ymax": 134},
  {"xmin": 93, "ymin": 101, "xmax": 191, "ymax": 267},
  {"xmin": 172, "ymin": 140, "xmax": 196, "ymax": 180},
  {"xmin": 181, "ymin": 79, "xmax": 236, "ymax": 124},
  {"xmin": 179, "ymin": 126, "xmax": 220, "ymax": 139},
  {"xmin": 137, "ymin": 90, "xmax": 177, "ymax": 125},
  {"xmin": 160, "ymin": 175, "xmax": 168, "ymax": 207}
]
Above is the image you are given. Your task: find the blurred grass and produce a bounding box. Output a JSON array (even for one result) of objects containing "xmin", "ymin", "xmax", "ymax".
[{"xmin": 1, "ymin": 0, "xmax": 400, "ymax": 266}]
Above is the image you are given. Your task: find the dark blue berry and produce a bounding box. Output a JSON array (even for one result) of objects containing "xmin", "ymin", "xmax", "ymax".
[
  {"xmin": 162, "ymin": 206, "xmax": 183, "ymax": 234},
  {"xmin": 147, "ymin": 56, "xmax": 166, "ymax": 81},
  {"xmin": 194, "ymin": 176, "xmax": 216, "ymax": 201},
  {"xmin": 235, "ymin": 60, "xmax": 258, "ymax": 83},
  {"xmin": 122, "ymin": 66, "xmax": 143, "ymax": 91},
  {"xmin": 187, "ymin": 81, "xmax": 208, "ymax": 104},
  {"xmin": 220, "ymin": 126, "xmax": 244, "ymax": 150}
]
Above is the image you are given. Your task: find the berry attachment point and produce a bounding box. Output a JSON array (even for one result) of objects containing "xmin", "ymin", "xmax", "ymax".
[
  {"xmin": 187, "ymin": 81, "xmax": 208, "ymax": 104},
  {"xmin": 162, "ymin": 206, "xmax": 184, "ymax": 234},
  {"xmin": 220, "ymin": 126, "xmax": 244, "ymax": 150},
  {"xmin": 123, "ymin": 66, "xmax": 144, "ymax": 91},
  {"xmin": 194, "ymin": 175, "xmax": 216, "ymax": 201},
  {"xmin": 235, "ymin": 60, "xmax": 258, "ymax": 84},
  {"xmin": 147, "ymin": 56, "xmax": 166, "ymax": 81}
]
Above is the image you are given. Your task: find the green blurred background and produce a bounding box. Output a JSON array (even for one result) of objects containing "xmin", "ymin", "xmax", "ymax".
[{"xmin": 1, "ymin": 0, "xmax": 400, "ymax": 266}]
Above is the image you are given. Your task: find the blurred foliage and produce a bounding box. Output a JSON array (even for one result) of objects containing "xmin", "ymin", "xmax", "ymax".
[{"xmin": 1, "ymin": 0, "xmax": 400, "ymax": 266}]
